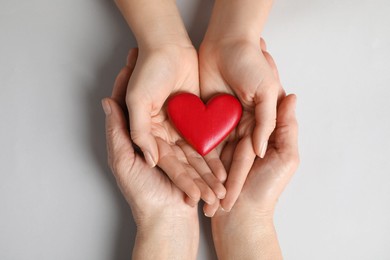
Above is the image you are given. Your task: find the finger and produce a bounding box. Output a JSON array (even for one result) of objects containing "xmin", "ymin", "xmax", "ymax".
[
  {"xmin": 102, "ymin": 98, "xmax": 135, "ymax": 178},
  {"xmin": 204, "ymin": 149, "xmax": 227, "ymax": 184},
  {"xmin": 261, "ymin": 47, "xmax": 285, "ymax": 108},
  {"xmin": 126, "ymin": 48, "xmax": 158, "ymax": 167},
  {"xmin": 191, "ymin": 170, "xmax": 217, "ymax": 205},
  {"xmin": 221, "ymin": 136, "xmax": 256, "ymax": 211},
  {"xmin": 184, "ymin": 196, "xmax": 198, "ymax": 207},
  {"xmin": 220, "ymin": 141, "xmax": 237, "ymax": 173},
  {"xmin": 111, "ymin": 68, "xmax": 131, "ymax": 110},
  {"xmin": 203, "ymin": 200, "xmax": 221, "ymax": 218},
  {"xmin": 260, "ymin": 37, "xmax": 267, "ymax": 51},
  {"xmin": 253, "ymin": 87, "xmax": 278, "ymax": 158},
  {"xmin": 156, "ymin": 138, "xmax": 201, "ymax": 206},
  {"xmin": 177, "ymin": 141, "xmax": 226, "ymax": 199},
  {"xmin": 275, "ymin": 94, "xmax": 299, "ymax": 155},
  {"xmin": 127, "ymin": 93, "xmax": 159, "ymax": 167},
  {"xmin": 171, "ymin": 144, "xmax": 217, "ymax": 205},
  {"xmin": 111, "ymin": 49, "xmax": 138, "ymax": 110},
  {"xmin": 126, "ymin": 48, "xmax": 138, "ymax": 68},
  {"xmin": 278, "ymin": 88, "xmax": 287, "ymax": 106}
]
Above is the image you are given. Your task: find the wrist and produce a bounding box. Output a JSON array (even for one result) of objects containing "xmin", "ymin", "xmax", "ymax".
[
  {"xmin": 115, "ymin": 0, "xmax": 192, "ymax": 50},
  {"xmin": 204, "ymin": 0, "xmax": 273, "ymax": 44},
  {"xmin": 212, "ymin": 204, "xmax": 275, "ymax": 240},
  {"xmin": 211, "ymin": 202, "xmax": 281, "ymax": 259},
  {"xmin": 133, "ymin": 209, "xmax": 199, "ymax": 260}
]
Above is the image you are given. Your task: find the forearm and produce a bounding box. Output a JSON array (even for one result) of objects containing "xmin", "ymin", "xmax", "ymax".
[
  {"xmin": 133, "ymin": 215, "xmax": 199, "ymax": 260},
  {"xmin": 212, "ymin": 211, "xmax": 282, "ymax": 260},
  {"xmin": 114, "ymin": 0, "xmax": 192, "ymax": 49},
  {"xmin": 204, "ymin": 0, "xmax": 273, "ymax": 43}
]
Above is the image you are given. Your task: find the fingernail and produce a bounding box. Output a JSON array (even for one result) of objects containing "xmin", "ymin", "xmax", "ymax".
[
  {"xmin": 221, "ymin": 207, "xmax": 231, "ymax": 212},
  {"xmin": 187, "ymin": 196, "xmax": 198, "ymax": 207},
  {"xmin": 217, "ymin": 194, "xmax": 225, "ymax": 200},
  {"xmin": 204, "ymin": 196, "xmax": 216, "ymax": 205},
  {"xmin": 144, "ymin": 151, "xmax": 156, "ymax": 167},
  {"xmin": 204, "ymin": 212, "xmax": 211, "ymax": 218},
  {"xmin": 260, "ymin": 141, "xmax": 268, "ymax": 158},
  {"xmin": 101, "ymin": 99, "xmax": 111, "ymax": 115}
]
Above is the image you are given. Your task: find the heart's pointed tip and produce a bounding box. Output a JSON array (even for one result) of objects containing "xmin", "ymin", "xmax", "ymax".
[{"xmin": 200, "ymin": 149, "xmax": 211, "ymax": 157}]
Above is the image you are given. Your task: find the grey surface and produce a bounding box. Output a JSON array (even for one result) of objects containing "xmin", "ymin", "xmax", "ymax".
[{"xmin": 1, "ymin": 0, "xmax": 390, "ymax": 259}]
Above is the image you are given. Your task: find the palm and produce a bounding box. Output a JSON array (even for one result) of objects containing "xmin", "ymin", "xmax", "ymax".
[
  {"xmin": 233, "ymin": 95, "xmax": 299, "ymax": 214},
  {"xmin": 120, "ymin": 48, "xmax": 226, "ymax": 216},
  {"xmin": 115, "ymin": 133, "xmax": 194, "ymax": 219},
  {"xmin": 128, "ymin": 47, "xmax": 200, "ymax": 113},
  {"xmin": 106, "ymin": 59, "xmax": 198, "ymax": 219},
  {"xmin": 199, "ymin": 41, "xmax": 277, "ymax": 106},
  {"xmin": 240, "ymin": 138, "xmax": 294, "ymax": 212},
  {"xmin": 199, "ymin": 40, "xmax": 281, "ymax": 210}
]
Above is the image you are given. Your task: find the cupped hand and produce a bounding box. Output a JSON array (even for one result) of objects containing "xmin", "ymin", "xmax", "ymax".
[
  {"xmin": 210, "ymin": 92, "xmax": 299, "ymax": 260},
  {"xmin": 126, "ymin": 45, "xmax": 199, "ymax": 167},
  {"xmin": 106, "ymin": 49, "xmax": 226, "ymax": 217},
  {"xmin": 103, "ymin": 61, "xmax": 201, "ymax": 258},
  {"xmin": 222, "ymin": 93, "xmax": 299, "ymax": 216},
  {"xmin": 199, "ymin": 38, "xmax": 285, "ymax": 211}
]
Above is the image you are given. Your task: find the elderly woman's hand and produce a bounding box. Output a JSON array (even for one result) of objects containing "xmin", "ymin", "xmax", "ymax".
[{"xmin": 102, "ymin": 51, "xmax": 200, "ymax": 259}]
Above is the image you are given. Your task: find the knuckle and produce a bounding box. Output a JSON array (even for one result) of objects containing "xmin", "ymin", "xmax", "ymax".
[
  {"xmin": 125, "ymin": 90, "xmax": 142, "ymax": 107},
  {"xmin": 171, "ymin": 170, "xmax": 187, "ymax": 184},
  {"xmin": 110, "ymin": 152, "xmax": 129, "ymax": 176},
  {"xmin": 106, "ymin": 126, "xmax": 118, "ymax": 139},
  {"xmin": 258, "ymin": 118, "xmax": 277, "ymax": 133},
  {"xmin": 129, "ymin": 130, "xmax": 145, "ymax": 145}
]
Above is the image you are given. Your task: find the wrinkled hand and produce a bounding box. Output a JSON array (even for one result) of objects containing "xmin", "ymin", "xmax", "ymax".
[
  {"xmin": 199, "ymin": 38, "xmax": 285, "ymax": 211},
  {"xmin": 211, "ymin": 91, "xmax": 299, "ymax": 260},
  {"xmin": 222, "ymin": 93, "xmax": 299, "ymax": 215},
  {"xmin": 108, "ymin": 49, "xmax": 226, "ymax": 216},
  {"xmin": 102, "ymin": 62, "xmax": 201, "ymax": 258}
]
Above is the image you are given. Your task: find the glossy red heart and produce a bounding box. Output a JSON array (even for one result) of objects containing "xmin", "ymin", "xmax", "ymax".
[{"xmin": 167, "ymin": 93, "xmax": 242, "ymax": 156}]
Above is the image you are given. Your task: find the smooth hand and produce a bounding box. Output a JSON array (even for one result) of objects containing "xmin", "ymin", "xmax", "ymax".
[
  {"xmin": 115, "ymin": 0, "xmax": 226, "ymax": 214},
  {"xmin": 199, "ymin": 0, "xmax": 280, "ymax": 211},
  {"xmin": 200, "ymin": 38, "xmax": 284, "ymax": 212},
  {"xmin": 102, "ymin": 59, "xmax": 199, "ymax": 260}
]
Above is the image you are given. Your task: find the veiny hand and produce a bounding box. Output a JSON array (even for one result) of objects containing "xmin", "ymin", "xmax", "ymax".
[
  {"xmin": 106, "ymin": 49, "xmax": 225, "ymax": 216},
  {"xmin": 102, "ymin": 56, "xmax": 201, "ymax": 259},
  {"xmin": 199, "ymin": 38, "xmax": 285, "ymax": 211},
  {"xmin": 211, "ymin": 91, "xmax": 299, "ymax": 260}
]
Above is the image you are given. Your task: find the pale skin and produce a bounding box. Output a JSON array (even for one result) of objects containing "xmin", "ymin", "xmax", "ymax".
[
  {"xmin": 114, "ymin": 0, "xmax": 280, "ymax": 212},
  {"xmin": 102, "ymin": 45, "xmax": 299, "ymax": 259},
  {"xmin": 114, "ymin": 0, "xmax": 227, "ymax": 213}
]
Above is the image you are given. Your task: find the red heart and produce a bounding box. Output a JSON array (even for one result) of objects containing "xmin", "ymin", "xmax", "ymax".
[{"xmin": 167, "ymin": 93, "xmax": 242, "ymax": 156}]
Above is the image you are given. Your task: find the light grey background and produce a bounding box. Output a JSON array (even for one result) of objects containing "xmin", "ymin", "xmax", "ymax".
[{"xmin": 1, "ymin": 0, "xmax": 390, "ymax": 259}]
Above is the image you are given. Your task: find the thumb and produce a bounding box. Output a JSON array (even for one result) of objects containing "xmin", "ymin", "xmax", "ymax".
[
  {"xmin": 126, "ymin": 95, "xmax": 159, "ymax": 167},
  {"xmin": 253, "ymin": 85, "xmax": 278, "ymax": 158},
  {"xmin": 274, "ymin": 94, "xmax": 299, "ymax": 155},
  {"xmin": 102, "ymin": 98, "xmax": 135, "ymax": 177}
]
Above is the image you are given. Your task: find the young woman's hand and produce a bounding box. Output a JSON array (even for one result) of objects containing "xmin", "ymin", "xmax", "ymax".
[
  {"xmin": 199, "ymin": 0, "xmax": 279, "ymax": 211},
  {"xmin": 200, "ymin": 37, "xmax": 284, "ymax": 212},
  {"xmin": 114, "ymin": 1, "xmax": 227, "ymax": 212}
]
